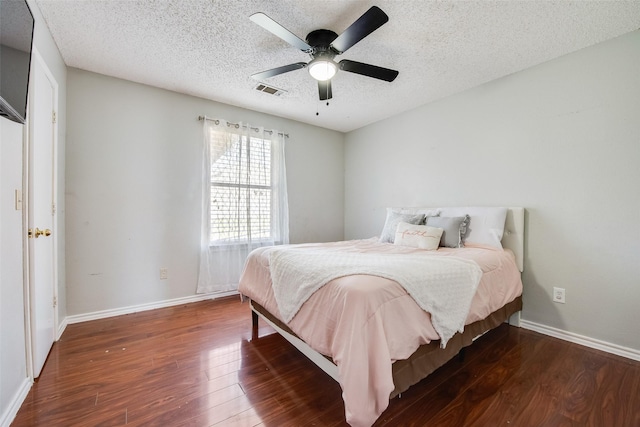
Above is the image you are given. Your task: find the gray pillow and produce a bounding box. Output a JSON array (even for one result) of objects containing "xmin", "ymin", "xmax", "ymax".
[
  {"xmin": 426, "ymin": 215, "xmax": 471, "ymax": 248},
  {"xmin": 379, "ymin": 210, "xmax": 425, "ymax": 243}
]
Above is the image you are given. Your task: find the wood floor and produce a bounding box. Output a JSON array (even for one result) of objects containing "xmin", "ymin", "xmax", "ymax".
[{"xmin": 12, "ymin": 296, "xmax": 640, "ymax": 426}]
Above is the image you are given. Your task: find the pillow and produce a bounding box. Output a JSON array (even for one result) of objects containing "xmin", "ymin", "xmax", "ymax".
[
  {"xmin": 395, "ymin": 207, "xmax": 440, "ymax": 218},
  {"xmin": 379, "ymin": 209, "xmax": 425, "ymax": 243},
  {"xmin": 426, "ymin": 215, "xmax": 470, "ymax": 248},
  {"xmin": 438, "ymin": 207, "xmax": 508, "ymax": 248},
  {"xmin": 394, "ymin": 222, "xmax": 444, "ymax": 250}
]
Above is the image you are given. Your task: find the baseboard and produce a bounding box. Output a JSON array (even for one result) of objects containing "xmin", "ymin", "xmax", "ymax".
[
  {"xmin": 0, "ymin": 378, "xmax": 32, "ymax": 427},
  {"xmin": 56, "ymin": 316, "xmax": 68, "ymax": 341},
  {"xmin": 64, "ymin": 291, "xmax": 239, "ymax": 325},
  {"xmin": 520, "ymin": 319, "xmax": 640, "ymax": 362}
]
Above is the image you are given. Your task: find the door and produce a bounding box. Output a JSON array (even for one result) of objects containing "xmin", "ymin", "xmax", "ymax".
[{"xmin": 27, "ymin": 50, "xmax": 57, "ymax": 378}]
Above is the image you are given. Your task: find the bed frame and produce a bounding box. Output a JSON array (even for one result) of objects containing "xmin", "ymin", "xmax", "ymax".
[{"xmin": 250, "ymin": 207, "xmax": 525, "ymax": 396}]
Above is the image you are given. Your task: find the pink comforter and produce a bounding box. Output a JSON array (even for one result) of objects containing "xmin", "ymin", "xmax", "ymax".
[{"xmin": 238, "ymin": 238, "xmax": 523, "ymax": 427}]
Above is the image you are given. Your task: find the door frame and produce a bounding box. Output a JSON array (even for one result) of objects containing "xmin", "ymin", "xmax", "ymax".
[{"xmin": 23, "ymin": 46, "xmax": 59, "ymax": 379}]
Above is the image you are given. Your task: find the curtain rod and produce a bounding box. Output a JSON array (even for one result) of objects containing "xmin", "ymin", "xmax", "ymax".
[{"xmin": 198, "ymin": 116, "xmax": 289, "ymax": 138}]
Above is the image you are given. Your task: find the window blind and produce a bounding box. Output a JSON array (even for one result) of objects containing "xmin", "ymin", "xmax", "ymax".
[{"xmin": 209, "ymin": 129, "xmax": 272, "ymax": 243}]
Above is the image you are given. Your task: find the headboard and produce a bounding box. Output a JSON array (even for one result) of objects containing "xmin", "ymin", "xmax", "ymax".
[{"xmin": 502, "ymin": 207, "xmax": 525, "ymax": 272}]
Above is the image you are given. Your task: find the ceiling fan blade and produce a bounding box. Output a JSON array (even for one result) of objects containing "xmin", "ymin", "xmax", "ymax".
[
  {"xmin": 318, "ymin": 80, "xmax": 332, "ymax": 101},
  {"xmin": 339, "ymin": 60, "xmax": 398, "ymax": 82},
  {"xmin": 250, "ymin": 13, "xmax": 312, "ymax": 52},
  {"xmin": 251, "ymin": 62, "xmax": 307, "ymax": 80},
  {"xmin": 330, "ymin": 6, "xmax": 389, "ymax": 54}
]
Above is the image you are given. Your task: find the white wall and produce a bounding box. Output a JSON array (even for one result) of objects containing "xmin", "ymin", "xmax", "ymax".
[
  {"xmin": 345, "ymin": 30, "xmax": 640, "ymax": 351},
  {"xmin": 0, "ymin": 118, "xmax": 29, "ymax": 426},
  {"xmin": 65, "ymin": 68, "xmax": 344, "ymax": 316}
]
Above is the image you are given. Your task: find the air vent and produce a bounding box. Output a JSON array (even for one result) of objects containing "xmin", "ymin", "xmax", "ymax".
[{"xmin": 255, "ymin": 83, "xmax": 286, "ymax": 96}]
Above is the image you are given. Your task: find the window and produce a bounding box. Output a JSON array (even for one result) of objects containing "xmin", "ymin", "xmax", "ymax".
[
  {"xmin": 197, "ymin": 118, "xmax": 288, "ymax": 293},
  {"xmin": 209, "ymin": 129, "xmax": 272, "ymax": 244}
]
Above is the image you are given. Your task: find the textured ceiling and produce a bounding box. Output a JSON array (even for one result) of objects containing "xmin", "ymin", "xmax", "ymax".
[{"xmin": 35, "ymin": 0, "xmax": 640, "ymax": 133}]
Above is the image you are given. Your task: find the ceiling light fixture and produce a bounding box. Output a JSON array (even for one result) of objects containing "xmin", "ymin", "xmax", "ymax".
[{"xmin": 308, "ymin": 58, "xmax": 338, "ymax": 81}]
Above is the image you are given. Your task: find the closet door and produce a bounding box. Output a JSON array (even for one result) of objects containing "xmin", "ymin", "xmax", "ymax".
[{"xmin": 27, "ymin": 51, "xmax": 58, "ymax": 378}]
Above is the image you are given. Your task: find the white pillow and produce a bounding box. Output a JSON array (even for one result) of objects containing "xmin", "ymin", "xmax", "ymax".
[
  {"xmin": 438, "ymin": 207, "xmax": 508, "ymax": 248},
  {"xmin": 395, "ymin": 207, "xmax": 440, "ymax": 217},
  {"xmin": 394, "ymin": 222, "xmax": 443, "ymax": 250}
]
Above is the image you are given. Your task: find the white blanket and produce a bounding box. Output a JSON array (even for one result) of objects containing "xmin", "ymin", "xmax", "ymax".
[{"xmin": 269, "ymin": 248, "xmax": 483, "ymax": 347}]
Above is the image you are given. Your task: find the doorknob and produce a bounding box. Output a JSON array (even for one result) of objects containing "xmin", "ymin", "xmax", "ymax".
[{"xmin": 28, "ymin": 228, "xmax": 52, "ymax": 238}]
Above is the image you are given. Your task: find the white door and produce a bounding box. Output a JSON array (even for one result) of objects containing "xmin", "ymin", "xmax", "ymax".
[{"xmin": 28, "ymin": 51, "xmax": 57, "ymax": 378}]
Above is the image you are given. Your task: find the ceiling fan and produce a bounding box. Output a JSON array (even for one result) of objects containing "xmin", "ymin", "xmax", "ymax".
[{"xmin": 250, "ymin": 6, "xmax": 399, "ymax": 101}]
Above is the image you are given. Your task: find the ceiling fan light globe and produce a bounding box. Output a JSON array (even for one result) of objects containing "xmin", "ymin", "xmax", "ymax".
[{"xmin": 308, "ymin": 59, "xmax": 337, "ymax": 81}]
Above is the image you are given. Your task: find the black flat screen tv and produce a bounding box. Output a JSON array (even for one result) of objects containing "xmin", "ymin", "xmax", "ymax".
[{"xmin": 0, "ymin": 0, "xmax": 35, "ymax": 124}]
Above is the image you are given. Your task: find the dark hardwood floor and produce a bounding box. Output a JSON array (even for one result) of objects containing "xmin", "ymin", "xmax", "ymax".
[{"xmin": 12, "ymin": 296, "xmax": 640, "ymax": 426}]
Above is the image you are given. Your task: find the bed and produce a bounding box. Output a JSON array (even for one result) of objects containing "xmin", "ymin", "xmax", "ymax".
[{"xmin": 238, "ymin": 207, "xmax": 524, "ymax": 427}]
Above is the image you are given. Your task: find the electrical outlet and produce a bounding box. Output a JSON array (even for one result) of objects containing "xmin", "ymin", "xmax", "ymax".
[
  {"xmin": 159, "ymin": 268, "xmax": 168, "ymax": 280},
  {"xmin": 553, "ymin": 287, "xmax": 565, "ymax": 304}
]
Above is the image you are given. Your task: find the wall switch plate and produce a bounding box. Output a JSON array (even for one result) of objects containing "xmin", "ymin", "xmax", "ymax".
[
  {"xmin": 15, "ymin": 189, "xmax": 23, "ymax": 210},
  {"xmin": 553, "ymin": 287, "xmax": 566, "ymax": 304},
  {"xmin": 160, "ymin": 268, "xmax": 168, "ymax": 280}
]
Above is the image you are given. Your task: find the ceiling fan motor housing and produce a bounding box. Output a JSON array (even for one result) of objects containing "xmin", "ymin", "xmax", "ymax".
[{"xmin": 306, "ymin": 29, "xmax": 339, "ymax": 58}]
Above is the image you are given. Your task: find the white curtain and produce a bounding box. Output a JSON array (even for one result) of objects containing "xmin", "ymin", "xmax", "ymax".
[{"xmin": 197, "ymin": 118, "xmax": 289, "ymax": 293}]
